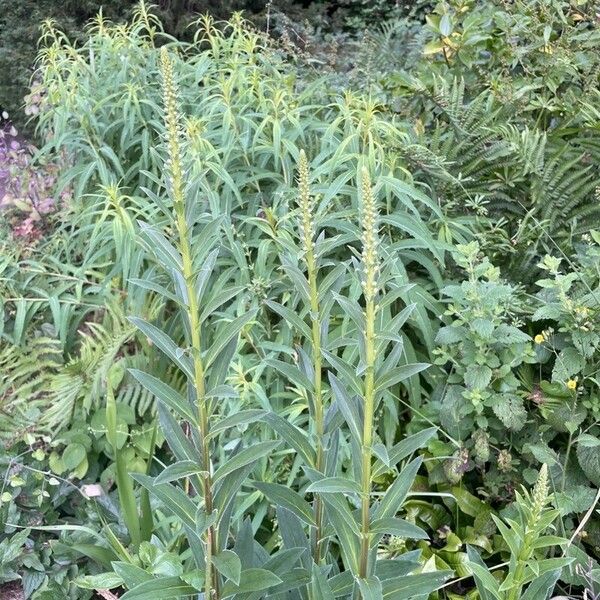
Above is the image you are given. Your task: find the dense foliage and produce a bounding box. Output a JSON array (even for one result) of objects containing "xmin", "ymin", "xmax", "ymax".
[{"xmin": 1, "ymin": 1, "xmax": 599, "ymax": 599}]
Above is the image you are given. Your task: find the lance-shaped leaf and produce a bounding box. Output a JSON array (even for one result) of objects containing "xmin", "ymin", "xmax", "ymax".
[
  {"xmin": 120, "ymin": 576, "xmax": 199, "ymax": 599},
  {"xmin": 128, "ymin": 318, "xmax": 194, "ymax": 380},
  {"xmin": 212, "ymin": 440, "xmax": 280, "ymax": 484},
  {"xmin": 154, "ymin": 460, "xmax": 208, "ymax": 485},
  {"xmin": 374, "ymin": 363, "xmax": 429, "ymax": 394},
  {"xmin": 370, "ymin": 517, "xmax": 428, "ymax": 541},
  {"xmin": 208, "ymin": 409, "xmax": 266, "ymax": 439},
  {"xmin": 212, "ymin": 550, "xmax": 242, "ymax": 586},
  {"xmin": 381, "ymin": 571, "xmax": 452, "ymax": 599},
  {"xmin": 129, "ymin": 369, "xmax": 197, "ymax": 425},
  {"xmin": 204, "ymin": 309, "xmax": 258, "ymax": 369},
  {"xmin": 254, "ymin": 481, "xmax": 316, "ymax": 526},
  {"xmin": 357, "ymin": 576, "xmax": 383, "ymax": 600},
  {"xmin": 306, "ymin": 477, "xmax": 362, "ymax": 495},
  {"xmin": 374, "ymin": 457, "xmax": 422, "ymax": 520},
  {"xmin": 221, "ymin": 569, "xmax": 283, "ymax": 598}
]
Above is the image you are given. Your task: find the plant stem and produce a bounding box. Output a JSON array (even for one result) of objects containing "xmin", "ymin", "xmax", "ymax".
[
  {"xmin": 358, "ymin": 167, "xmax": 379, "ymax": 588},
  {"xmin": 306, "ymin": 244, "xmax": 326, "ymax": 564},
  {"xmin": 297, "ymin": 151, "xmax": 326, "ymax": 565},
  {"xmin": 161, "ymin": 48, "xmax": 219, "ymax": 600},
  {"xmin": 359, "ymin": 295, "xmax": 376, "ymax": 581}
]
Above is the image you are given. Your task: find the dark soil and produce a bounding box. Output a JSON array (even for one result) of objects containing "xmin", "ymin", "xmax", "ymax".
[{"xmin": 0, "ymin": 582, "xmax": 24, "ymax": 600}]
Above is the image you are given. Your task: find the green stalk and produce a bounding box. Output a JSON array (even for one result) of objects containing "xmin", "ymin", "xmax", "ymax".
[
  {"xmin": 160, "ymin": 48, "xmax": 219, "ymax": 600},
  {"xmin": 358, "ymin": 168, "xmax": 379, "ymax": 586},
  {"xmin": 298, "ymin": 151, "xmax": 326, "ymax": 564},
  {"xmin": 506, "ymin": 464, "xmax": 549, "ymax": 600}
]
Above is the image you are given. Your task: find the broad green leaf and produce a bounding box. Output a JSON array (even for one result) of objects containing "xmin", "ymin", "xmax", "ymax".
[
  {"xmin": 221, "ymin": 568, "xmax": 282, "ymax": 597},
  {"xmin": 120, "ymin": 576, "xmax": 198, "ymax": 599},
  {"xmin": 381, "ymin": 571, "xmax": 452, "ymax": 599},
  {"xmin": 75, "ymin": 573, "xmax": 123, "ymax": 590},
  {"xmin": 213, "ymin": 550, "xmax": 242, "ymax": 585}
]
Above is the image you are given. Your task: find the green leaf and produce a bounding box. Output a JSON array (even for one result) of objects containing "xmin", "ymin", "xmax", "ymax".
[
  {"xmin": 374, "ymin": 428, "xmax": 437, "ymax": 477},
  {"xmin": 213, "ymin": 550, "xmax": 242, "ymax": 585},
  {"xmin": 466, "ymin": 546, "xmax": 501, "ymax": 600},
  {"xmin": 370, "ymin": 517, "xmax": 428, "ymax": 540},
  {"xmin": 154, "ymin": 460, "xmax": 207, "ymax": 485},
  {"xmin": 204, "ymin": 310, "xmax": 258, "ymax": 369},
  {"xmin": 213, "ymin": 440, "xmax": 280, "ymax": 484},
  {"xmin": 520, "ymin": 569, "xmax": 561, "ymax": 600},
  {"xmin": 357, "ymin": 576, "xmax": 383, "ymax": 600},
  {"xmin": 381, "ymin": 571, "xmax": 452, "ymax": 599},
  {"xmin": 129, "ymin": 318, "xmax": 194, "ymax": 380},
  {"xmin": 62, "ymin": 443, "xmax": 86, "ymax": 471},
  {"xmin": 306, "ymin": 477, "xmax": 362, "ymax": 495},
  {"xmin": 264, "ymin": 358, "xmax": 314, "ymax": 392},
  {"xmin": 311, "ymin": 565, "xmax": 336, "ymax": 600},
  {"xmin": 132, "ymin": 474, "xmax": 197, "ymax": 531},
  {"xmin": 120, "ymin": 576, "xmax": 198, "ymax": 599},
  {"xmin": 464, "ymin": 364, "xmax": 492, "ymax": 390},
  {"xmin": 75, "ymin": 573, "xmax": 124, "ymax": 590},
  {"xmin": 262, "ymin": 412, "xmax": 316, "ymax": 466},
  {"xmin": 374, "ymin": 457, "xmax": 422, "ymax": 520},
  {"xmin": 208, "ymin": 409, "xmax": 266, "ymax": 438},
  {"xmin": 129, "ymin": 369, "xmax": 197, "ymax": 425},
  {"xmin": 254, "ymin": 481, "xmax": 315, "ymax": 526},
  {"xmin": 221, "ymin": 568, "xmax": 282, "ymax": 597},
  {"xmin": 577, "ymin": 439, "xmax": 600, "ymax": 486},
  {"xmin": 375, "ymin": 363, "xmax": 430, "ymax": 394},
  {"xmin": 265, "ymin": 300, "xmax": 312, "ymax": 340}
]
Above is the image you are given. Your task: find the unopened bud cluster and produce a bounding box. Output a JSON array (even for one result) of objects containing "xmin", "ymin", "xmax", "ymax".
[
  {"xmin": 297, "ymin": 150, "xmax": 315, "ymax": 259},
  {"xmin": 360, "ymin": 168, "xmax": 380, "ymax": 304},
  {"xmin": 532, "ymin": 463, "xmax": 549, "ymax": 515},
  {"xmin": 159, "ymin": 48, "xmax": 185, "ymax": 208}
]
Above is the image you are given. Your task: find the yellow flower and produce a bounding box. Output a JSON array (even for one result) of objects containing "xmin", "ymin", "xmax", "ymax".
[
  {"xmin": 534, "ymin": 333, "xmax": 545, "ymax": 344},
  {"xmin": 566, "ymin": 379, "xmax": 578, "ymax": 391}
]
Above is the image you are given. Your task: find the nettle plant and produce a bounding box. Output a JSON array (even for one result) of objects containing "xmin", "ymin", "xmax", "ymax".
[
  {"xmin": 91, "ymin": 47, "xmax": 453, "ymax": 600},
  {"xmin": 433, "ymin": 241, "xmax": 535, "ymax": 445}
]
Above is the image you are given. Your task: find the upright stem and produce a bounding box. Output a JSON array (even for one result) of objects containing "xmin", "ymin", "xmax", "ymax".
[
  {"xmin": 359, "ymin": 297, "xmax": 376, "ymax": 580},
  {"xmin": 160, "ymin": 48, "xmax": 219, "ymax": 600},
  {"xmin": 307, "ymin": 239, "xmax": 325, "ymax": 564},
  {"xmin": 297, "ymin": 151, "xmax": 326, "ymax": 565},
  {"xmin": 358, "ymin": 168, "xmax": 379, "ymax": 586}
]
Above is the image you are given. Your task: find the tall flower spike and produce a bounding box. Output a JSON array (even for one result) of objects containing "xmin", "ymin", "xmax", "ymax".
[
  {"xmin": 297, "ymin": 150, "xmax": 315, "ymax": 259},
  {"xmin": 360, "ymin": 168, "xmax": 379, "ymax": 304},
  {"xmin": 159, "ymin": 47, "xmax": 185, "ymax": 209},
  {"xmin": 532, "ymin": 463, "xmax": 549, "ymax": 515}
]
